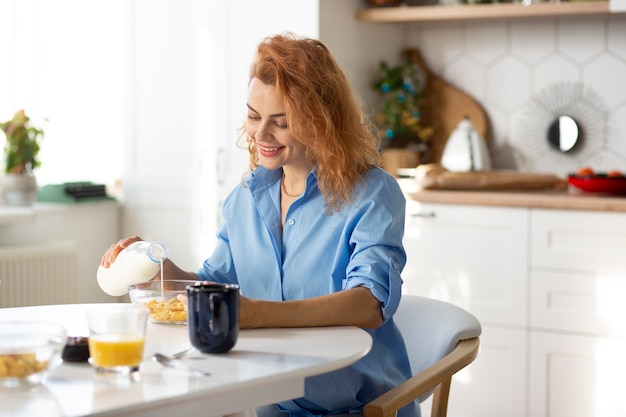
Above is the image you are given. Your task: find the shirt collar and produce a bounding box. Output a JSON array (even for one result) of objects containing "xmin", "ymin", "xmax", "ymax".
[{"xmin": 247, "ymin": 167, "xmax": 318, "ymax": 193}]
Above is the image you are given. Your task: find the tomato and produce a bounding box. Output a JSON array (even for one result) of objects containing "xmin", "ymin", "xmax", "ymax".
[
  {"xmin": 607, "ymin": 170, "xmax": 623, "ymax": 178},
  {"xmin": 576, "ymin": 166, "xmax": 595, "ymax": 176}
]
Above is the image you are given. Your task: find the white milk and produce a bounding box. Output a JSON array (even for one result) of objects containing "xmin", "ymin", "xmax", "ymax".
[{"xmin": 96, "ymin": 241, "xmax": 168, "ymax": 296}]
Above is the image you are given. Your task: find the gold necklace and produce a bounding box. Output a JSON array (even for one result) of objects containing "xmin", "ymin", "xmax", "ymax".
[{"xmin": 281, "ymin": 174, "xmax": 301, "ymax": 198}]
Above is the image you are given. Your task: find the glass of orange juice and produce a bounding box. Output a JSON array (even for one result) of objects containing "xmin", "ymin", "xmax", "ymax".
[{"xmin": 87, "ymin": 305, "xmax": 148, "ymax": 376}]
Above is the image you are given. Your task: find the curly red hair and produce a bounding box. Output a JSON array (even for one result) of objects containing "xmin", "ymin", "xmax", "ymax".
[{"xmin": 242, "ymin": 33, "xmax": 382, "ymax": 212}]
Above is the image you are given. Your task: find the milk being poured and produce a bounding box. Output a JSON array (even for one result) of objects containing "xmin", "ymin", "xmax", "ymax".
[{"xmin": 97, "ymin": 241, "xmax": 168, "ymax": 297}]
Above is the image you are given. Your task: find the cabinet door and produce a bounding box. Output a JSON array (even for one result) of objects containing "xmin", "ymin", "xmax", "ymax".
[
  {"xmin": 531, "ymin": 209, "xmax": 626, "ymax": 273},
  {"xmin": 531, "ymin": 269, "xmax": 626, "ymax": 338},
  {"xmin": 403, "ymin": 202, "xmax": 528, "ymax": 327},
  {"xmin": 529, "ymin": 331, "xmax": 626, "ymax": 417}
]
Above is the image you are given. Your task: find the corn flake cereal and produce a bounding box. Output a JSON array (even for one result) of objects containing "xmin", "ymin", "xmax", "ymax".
[
  {"xmin": 0, "ymin": 353, "xmax": 48, "ymax": 378},
  {"xmin": 144, "ymin": 298, "xmax": 186, "ymax": 323}
]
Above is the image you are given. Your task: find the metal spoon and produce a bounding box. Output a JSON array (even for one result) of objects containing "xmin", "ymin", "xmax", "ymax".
[
  {"xmin": 168, "ymin": 347, "xmax": 196, "ymax": 360},
  {"xmin": 153, "ymin": 352, "xmax": 211, "ymax": 376},
  {"xmin": 162, "ymin": 347, "xmax": 207, "ymax": 360}
]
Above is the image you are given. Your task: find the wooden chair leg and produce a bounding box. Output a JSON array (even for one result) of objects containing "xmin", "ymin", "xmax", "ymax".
[{"xmin": 430, "ymin": 378, "xmax": 452, "ymax": 417}]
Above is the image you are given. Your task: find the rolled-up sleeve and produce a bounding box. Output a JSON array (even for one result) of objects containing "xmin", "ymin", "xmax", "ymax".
[{"xmin": 342, "ymin": 173, "xmax": 406, "ymax": 321}]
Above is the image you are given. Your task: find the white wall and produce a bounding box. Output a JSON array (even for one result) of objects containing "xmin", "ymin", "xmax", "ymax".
[
  {"xmin": 407, "ymin": 15, "xmax": 626, "ymax": 176},
  {"xmin": 321, "ymin": 1, "xmax": 626, "ymax": 177},
  {"xmin": 0, "ymin": 0, "xmax": 124, "ymax": 186},
  {"xmin": 319, "ymin": 0, "xmax": 404, "ymax": 116},
  {"xmin": 122, "ymin": 0, "xmax": 320, "ymax": 270}
]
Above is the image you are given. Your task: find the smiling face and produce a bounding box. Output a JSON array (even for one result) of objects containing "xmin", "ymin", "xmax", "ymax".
[{"xmin": 246, "ymin": 77, "xmax": 310, "ymax": 173}]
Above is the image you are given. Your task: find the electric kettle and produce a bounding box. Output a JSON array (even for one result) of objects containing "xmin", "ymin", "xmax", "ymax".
[{"xmin": 441, "ymin": 117, "xmax": 492, "ymax": 172}]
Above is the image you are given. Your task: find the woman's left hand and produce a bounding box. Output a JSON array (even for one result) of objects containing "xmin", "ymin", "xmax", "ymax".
[{"xmin": 175, "ymin": 280, "xmax": 210, "ymax": 308}]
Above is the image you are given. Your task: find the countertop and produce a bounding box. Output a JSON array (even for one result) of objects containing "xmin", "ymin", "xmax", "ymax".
[
  {"xmin": 398, "ymin": 179, "xmax": 626, "ymax": 212},
  {"xmin": 0, "ymin": 200, "xmax": 119, "ymax": 226}
]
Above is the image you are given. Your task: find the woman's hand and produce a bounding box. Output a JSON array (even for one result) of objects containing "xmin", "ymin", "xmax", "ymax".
[
  {"xmin": 100, "ymin": 235, "xmax": 143, "ymax": 268},
  {"xmin": 175, "ymin": 280, "xmax": 216, "ymax": 310}
]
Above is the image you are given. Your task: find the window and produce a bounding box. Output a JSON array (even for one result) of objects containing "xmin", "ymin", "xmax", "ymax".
[{"xmin": 0, "ymin": 0, "xmax": 124, "ymax": 187}]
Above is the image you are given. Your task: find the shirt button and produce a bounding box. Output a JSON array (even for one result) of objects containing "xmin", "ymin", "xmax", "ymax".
[
  {"xmin": 392, "ymin": 263, "xmax": 399, "ymax": 271},
  {"xmin": 288, "ymin": 219, "xmax": 295, "ymax": 225}
]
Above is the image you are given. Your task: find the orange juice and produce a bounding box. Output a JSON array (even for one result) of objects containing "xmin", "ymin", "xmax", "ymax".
[{"xmin": 88, "ymin": 334, "xmax": 145, "ymax": 367}]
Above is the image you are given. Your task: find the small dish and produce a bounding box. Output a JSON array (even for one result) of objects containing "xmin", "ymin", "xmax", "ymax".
[
  {"xmin": 62, "ymin": 336, "xmax": 90, "ymax": 362},
  {"xmin": 568, "ymin": 174, "xmax": 626, "ymax": 194},
  {"xmin": 128, "ymin": 280, "xmax": 192, "ymax": 325},
  {"xmin": 0, "ymin": 321, "xmax": 67, "ymax": 387}
]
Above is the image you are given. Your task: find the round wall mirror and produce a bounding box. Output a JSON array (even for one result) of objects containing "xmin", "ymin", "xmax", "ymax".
[
  {"xmin": 514, "ymin": 82, "xmax": 606, "ymax": 175},
  {"xmin": 547, "ymin": 115, "xmax": 579, "ymax": 153}
]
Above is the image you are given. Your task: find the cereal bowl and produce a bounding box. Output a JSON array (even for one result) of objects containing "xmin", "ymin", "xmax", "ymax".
[
  {"xmin": 128, "ymin": 280, "xmax": 191, "ymax": 325},
  {"xmin": 0, "ymin": 321, "xmax": 67, "ymax": 387}
]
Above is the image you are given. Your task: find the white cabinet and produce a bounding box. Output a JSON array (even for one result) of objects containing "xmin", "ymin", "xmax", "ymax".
[
  {"xmin": 530, "ymin": 269, "xmax": 626, "ymax": 338},
  {"xmin": 529, "ymin": 209, "xmax": 626, "ymax": 417},
  {"xmin": 403, "ymin": 201, "xmax": 529, "ymax": 417},
  {"xmin": 403, "ymin": 201, "xmax": 626, "ymax": 417},
  {"xmin": 530, "ymin": 209, "xmax": 626, "ymax": 274},
  {"xmin": 529, "ymin": 331, "xmax": 626, "ymax": 417},
  {"xmin": 404, "ymin": 201, "xmax": 528, "ymax": 327}
]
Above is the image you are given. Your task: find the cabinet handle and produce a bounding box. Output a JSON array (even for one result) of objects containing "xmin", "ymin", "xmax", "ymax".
[{"xmin": 411, "ymin": 212, "xmax": 436, "ymax": 218}]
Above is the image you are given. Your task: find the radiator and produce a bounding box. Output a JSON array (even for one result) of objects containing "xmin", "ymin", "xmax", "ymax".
[{"xmin": 0, "ymin": 241, "xmax": 78, "ymax": 308}]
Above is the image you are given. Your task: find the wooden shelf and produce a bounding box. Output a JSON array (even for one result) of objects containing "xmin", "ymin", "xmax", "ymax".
[{"xmin": 356, "ymin": 1, "xmax": 614, "ymax": 23}]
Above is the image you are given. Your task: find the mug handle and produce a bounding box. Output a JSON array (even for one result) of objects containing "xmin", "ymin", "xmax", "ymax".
[{"xmin": 208, "ymin": 292, "xmax": 225, "ymax": 336}]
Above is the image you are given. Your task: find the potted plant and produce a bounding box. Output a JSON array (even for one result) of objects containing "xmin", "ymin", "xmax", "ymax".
[
  {"xmin": 1, "ymin": 109, "xmax": 46, "ymax": 206},
  {"xmin": 373, "ymin": 54, "xmax": 434, "ymax": 175}
]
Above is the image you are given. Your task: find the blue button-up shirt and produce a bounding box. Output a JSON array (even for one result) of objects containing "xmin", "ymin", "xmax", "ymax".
[{"xmin": 197, "ymin": 166, "xmax": 418, "ymax": 417}]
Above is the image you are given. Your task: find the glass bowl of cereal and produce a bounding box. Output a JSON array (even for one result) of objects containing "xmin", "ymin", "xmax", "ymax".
[
  {"xmin": 0, "ymin": 321, "xmax": 67, "ymax": 387},
  {"xmin": 128, "ymin": 280, "xmax": 191, "ymax": 325}
]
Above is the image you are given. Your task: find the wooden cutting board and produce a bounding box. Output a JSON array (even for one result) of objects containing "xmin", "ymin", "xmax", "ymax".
[
  {"xmin": 415, "ymin": 163, "xmax": 568, "ymax": 191},
  {"xmin": 405, "ymin": 48, "xmax": 489, "ymax": 164}
]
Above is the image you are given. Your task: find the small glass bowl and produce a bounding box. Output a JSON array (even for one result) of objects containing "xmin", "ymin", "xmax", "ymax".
[
  {"xmin": 128, "ymin": 280, "xmax": 193, "ymax": 325},
  {"xmin": 0, "ymin": 321, "xmax": 67, "ymax": 387}
]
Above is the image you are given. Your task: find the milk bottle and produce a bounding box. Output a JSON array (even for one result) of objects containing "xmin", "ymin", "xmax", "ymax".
[{"xmin": 97, "ymin": 241, "xmax": 168, "ymax": 296}]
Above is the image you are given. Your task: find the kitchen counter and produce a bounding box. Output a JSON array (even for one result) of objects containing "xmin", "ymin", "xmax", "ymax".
[
  {"xmin": 398, "ymin": 179, "xmax": 626, "ymax": 212},
  {"xmin": 399, "ymin": 177, "xmax": 626, "ymax": 417}
]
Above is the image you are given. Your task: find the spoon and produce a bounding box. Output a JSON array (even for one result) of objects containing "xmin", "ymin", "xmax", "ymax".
[
  {"xmin": 153, "ymin": 352, "xmax": 212, "ymax": 376},
  {"xmin": 168, "ymin": 347, "xmax": 196, "ymax": 360}
]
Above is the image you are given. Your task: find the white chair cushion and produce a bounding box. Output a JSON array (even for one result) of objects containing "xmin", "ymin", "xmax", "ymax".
[{"xmin": 394, "ymin": 295, "xmax": 482, "ymax": 376}]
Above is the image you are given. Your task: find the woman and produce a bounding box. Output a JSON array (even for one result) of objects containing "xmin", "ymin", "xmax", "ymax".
[{"xmin": 101, "ymin": 33, "xmax": 417, "ymax": 417}]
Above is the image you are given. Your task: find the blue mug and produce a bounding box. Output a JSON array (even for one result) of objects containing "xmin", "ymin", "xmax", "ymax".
[{"xmin": 186, "ymin": 283, "xmax": 240, "ymax": 353}]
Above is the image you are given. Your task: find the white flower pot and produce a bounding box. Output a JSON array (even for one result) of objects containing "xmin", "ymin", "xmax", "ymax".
[{"xmin": 2, "ymin": 173, "xmax": 38, "ymax": 206}]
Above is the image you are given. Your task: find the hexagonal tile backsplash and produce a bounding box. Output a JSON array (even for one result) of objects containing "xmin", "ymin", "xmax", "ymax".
[{"xmin": 408, "ymin": 15, "xmax": 626, "ymax": 176}]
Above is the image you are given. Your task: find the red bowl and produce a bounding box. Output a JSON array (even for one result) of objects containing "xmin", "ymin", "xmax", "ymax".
[{"xmin": 568, "ymin": 174, "xmax": 626, "ymax": 194}]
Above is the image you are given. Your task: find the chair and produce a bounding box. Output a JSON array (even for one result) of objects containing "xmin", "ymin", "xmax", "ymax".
[{"xmin": 364, "ymin": 295, "xmax": 482, "ymax": 417}]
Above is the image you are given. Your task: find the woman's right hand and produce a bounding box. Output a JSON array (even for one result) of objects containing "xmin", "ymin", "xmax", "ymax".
[{"xmin": 100, "ymin": 235, "xmax": 144, "ymax": 268}]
